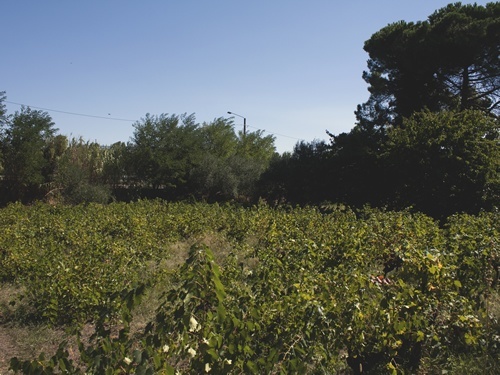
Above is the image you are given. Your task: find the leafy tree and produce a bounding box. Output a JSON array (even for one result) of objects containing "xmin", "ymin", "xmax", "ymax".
[
  {"xmin": 233, "ymin": 129, "xmax": 276, "ymax": 200},
  {"xmin": 188, "ymin": 118, "xmax": 238, "ymax": 200},
  {"xmin": 429, "ymin": 2, "xmax": 500, "ymax": 114},
  {"xmin": 44, "ymin": 135, "xmax": 68, "ymax": 179},
  {"xmin": 189, "ymin": 154, "xmax": 233, "ymax": 200},
  {"xmin": 54, "ymin": 138, "xmax": 112, "ymax": 204},
  {"xmin": 236, "ymin": 129, "xmax": 276, "ymax": 166},
  {"xmin": 327, "ymin": 126, "xmax": 389, "ymax": 207},
  {"xmin": 0, "ymin": 91, "xmax": 7, "ymax": 131},
  {"xmin": 128, "ymin": 113, "xmax": 201, "ymax": 196},
  {"xmin": 258, "ymin": 140, "xmax": 332, "ymax": 204},
  {"xmin": 101, "ymin": 141, "xmax": 130, "ymax": 187},
  {"xmin": 384, "ymin": 109, "xmax": 499, "ymax": 218},
  {"xmin": 357, "ymin": 2, "xmax": 500, "ymax": 129},
  {"xmin": 0, "ymin": 106, "xmax": 58, "ymax": 203},
  {"xmin": 199, "ymin": 117, "xmax": 238, "ymax": 159},
  {"xmin": 224, "ymin": 154, "xmax": 267, "ymax": 200},
  {"xmin": 190, "ymin": 119, "xmax": 277, "ymax": 201}
]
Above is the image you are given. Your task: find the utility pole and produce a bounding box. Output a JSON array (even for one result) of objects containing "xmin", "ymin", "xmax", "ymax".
[{"xmin": 227, "ymin": 111, "xmax": 246, "ymax": 137}]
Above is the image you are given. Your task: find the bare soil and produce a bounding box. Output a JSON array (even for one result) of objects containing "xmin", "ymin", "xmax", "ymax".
[
  {"xmin": 0, "ymin": 326, "xmax": 17, "ymax": 374},
  {"xmin": 0, "ymin": 324, "xmax": 69, "ymax": 374}
]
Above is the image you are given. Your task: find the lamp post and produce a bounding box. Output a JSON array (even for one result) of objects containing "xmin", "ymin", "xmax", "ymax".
[{"xmin": 227, "ymin": 111, "xmax": 246, "ymax": 137}]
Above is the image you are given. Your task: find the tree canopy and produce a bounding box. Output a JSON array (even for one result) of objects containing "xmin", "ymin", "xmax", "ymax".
[
  {"xmin": 129, "ymin": 113, "xmax": 201, "ymax": 192},
  {"xmin": 0, "ymin": 105, "xmax": 58, "ymax": 202},
  {"xmin": 356, "ymin": 2, "xmax": 500, "ymax": 129},
  {"xmin": 384, "ymin": 109, "xmax": 499, "ymax": 217},
  {"xmin": 0, "ymin": 3, "xmax": 498, "ymax": 219}
]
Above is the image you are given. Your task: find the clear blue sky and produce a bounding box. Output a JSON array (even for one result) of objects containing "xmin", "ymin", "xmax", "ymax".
[{"xmin": 1, "ymin": 1, "xmax": 492, "ymax": 153}]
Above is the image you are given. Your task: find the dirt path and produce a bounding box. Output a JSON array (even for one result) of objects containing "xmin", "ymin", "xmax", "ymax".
[
  {"xmin": 0, "ymin": 323, "xmax": 71, "ymax": 375},
  {"xmin": 0, "ymin": 326, "xmax": 17, "ymax": 374},
  {"xmin": 0, "ymin": 322, "xmax": 101, "ymax": 374}
]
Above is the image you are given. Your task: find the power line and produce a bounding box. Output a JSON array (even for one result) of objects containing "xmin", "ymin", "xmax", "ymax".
[
  {"xmin": 246, "ymin": 124, "xmax": 303, "ymax": 141},
  {"xmin": 5, "ymin": 100, "xmax": 135, "ymax": 122},
  {"xmin": 5, "ymin": 100, "xmax": 305, "ymax": 142}
]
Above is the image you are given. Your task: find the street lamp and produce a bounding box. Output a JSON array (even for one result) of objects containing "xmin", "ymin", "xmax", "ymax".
[{"xmin": 227, "ymin": 111, "xmax": 246, "ymax": 136}]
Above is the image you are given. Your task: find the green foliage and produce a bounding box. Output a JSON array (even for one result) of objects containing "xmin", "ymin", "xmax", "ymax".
[
  {"xmin": 129, "ymin": 113, "xmax": 201, "ymax": 192},
  {"xmin": 0, "ymin": 106, "xmax": 58, "ymax": 202},
  {"xmin": 101, "ymin": 141, "xmax": 129, "ymax": 187},
  {"xmin": 385, "ymin": 110, "xmax": 500, "ymax": 217},
  {"xmin": 0, "ymin": 201, "xmax": 180, "ymax": 324},
  {"xmin": 128, "ymin": 114, "xmax": 276, "ymax": 201},
  {"xmin": 198, "ymin": 118, "xmax": 239, "ymax": 159},
  {"xmin": 445, "ymin": 211, "xmax": 499, "ymax": 301},
  {"xmin": 258, "ymin": 140, "xmax": 333, "ymax": 204},
  {"xmin": 356, "ymin": 2, "xmax": 500, "ymax": 129},
  {"xmin": 236, "ymin": 129, "xmax": 276, "ymax": 166},
  {"xmin": 53, "ymin": 138, "xmax": 114, "ymax": 204},
  {"xmin": 320, "ymin": 109, "xmax": 499, "ymax": 218},
  {"xmin": 1, "ymin": 202, "xmax": 498, "ymax": 374},
  {"xmin": 0, "ymin": 91, "xmax": 7, "ymax": 127}
]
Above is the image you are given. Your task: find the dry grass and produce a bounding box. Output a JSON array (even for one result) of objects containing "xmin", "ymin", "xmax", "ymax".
[
  {"xmin": 486, "ymin": 290, "xmax": 500, "ymax": 320},
  {"xmin": 0, "ymin": 284, "xmax": 71, "ymax": 374}
]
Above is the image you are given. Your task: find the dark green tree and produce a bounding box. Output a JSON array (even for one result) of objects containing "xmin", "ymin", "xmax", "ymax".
[
  {"xmin": 328, "ymin": 126, "xmax": 389, "ymax": 207},
  {"xmin": 0, "ymin": 106, "xmax": 58, "ymax": 203},
  {"xmin": 190, "ymin": 118, "xmax": 276, "ymax": 201},
  {"xmin": 357, "ymin": 2, "xmax": 500, "ymax": 130},
  {"xmin": 0, "ymin": 91, "xmax": 7, "ymax": 130},
  {"xmin": 429, "ymin": 2, "xmax": 500, "ymax": 114},
  {"xmin": 189, "ymin": 118, "xmax": 239, "ymax": 200},
  {"xmin": 384, "ymin": 109, "xmax": 499, "ymax": 218},
  {"xmin": 258, "ymin": 140, "xmax": 332, "ymax": 205}
]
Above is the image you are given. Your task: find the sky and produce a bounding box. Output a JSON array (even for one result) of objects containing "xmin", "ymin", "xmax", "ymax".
[{"xmin": 1, "ymin": 0, "xmax": 493, "ymax": 154}]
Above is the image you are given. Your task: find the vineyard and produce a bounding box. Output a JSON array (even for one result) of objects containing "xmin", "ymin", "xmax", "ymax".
[{"xmin": 0, "ymin": 201, "xmax": 498, "ymax": 374}]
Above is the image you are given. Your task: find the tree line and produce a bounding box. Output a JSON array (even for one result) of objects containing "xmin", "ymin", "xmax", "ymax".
[
  {"xmin": 261, "ymin": 2, "xmax": 499, "ymax": 219},
  {"xmin": 1, "ymin": 2, "xmax": 498, "ymax": 219},
  {"xmin": 0, "ymin": 99, "xmax": 276, "ymax": 205}
]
